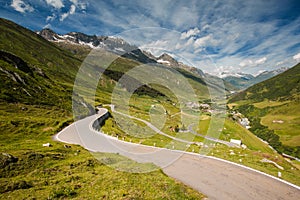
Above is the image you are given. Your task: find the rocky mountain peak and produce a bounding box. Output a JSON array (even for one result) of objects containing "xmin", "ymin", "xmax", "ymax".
[
  {"xmin": 38, "ymin": 28, "xmax": 58, "ymax": 41},
  {"xmin": 65, "ymin": 32, "xmax": 101, "ymax": 46},
  {"xmin": 157, "ymin": 53, "xmax": 179, "ymax": 67}
]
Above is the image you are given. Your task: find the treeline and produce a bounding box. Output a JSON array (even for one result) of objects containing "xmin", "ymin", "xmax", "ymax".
[{"xmin": 238, "ymin": 104, "xmax": 300, "ymax": 158}]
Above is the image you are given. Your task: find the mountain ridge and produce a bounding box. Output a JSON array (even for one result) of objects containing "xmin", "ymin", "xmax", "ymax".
[
  {"xmin": 229, "ymin": 63, "xmax": 300, "ymax": 102},
  {"xmin": 37, "ymin": 28, "xmax": 208, "ymax": 80},
  {"xmin": 221, "ymin": 67, "xmax": 289, "ymax": 90}
]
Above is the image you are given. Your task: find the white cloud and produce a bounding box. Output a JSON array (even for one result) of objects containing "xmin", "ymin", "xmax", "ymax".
[
  {"xmin": 180, "ymin": 27, "xmax": 200, "ymax": 39},
  {"xmin": 201, "ymin": 24, "xmax": 210, "ymax": 31},
  {"xmin": 43, "ymin": 23, "xmax": 51, "ymax": 29},
  {"xmin": 239, "ymin": 57, "xmax": 267, "ymax": 68},
  {"xmin": 11, "ymin": 0, "xmax": 34, "ymax": 13},
  {"xmin": 255, "ymin": 70, "xmax": 267, "ymax": 76},
  {"xmin": 255, "ymin": 57, "xmax": 267, "ymax": 65},
  {"xmin": 79, "ymin": 3, "xmax": 86, "ymax": 10},
  {"xmin": 69, "ymin": 0, "xmax": 78, "ymax": 4},
  {"xmin": 212, "ymin": 65, "xmax": 237, "ymax": 77},
  {"xmin": 175, "ymin": 37, "xmax": 194, "ymax": 50},
  {"xmin": 239, "ymin": 59, "xmax": 253, "ymax": 67},
  {"xmin": 60, "ymin": 13, "xmax": 68, "ymax": 21},
  {"xmin": 170, "ymin": 6, "xmax": 199, "ymax": 28},
  {"xmin": 60, "ymin": 5, "xmax": 76, "ymax": 21},
  {"xmin": 276, "ymin": 61, "xmax": 284, "ymax": 66},
  {"xmin": 194, "ymin": 35, "xmax": 212, "ymax": 48},
  {"xmin": 46, "ymin": 14, "xmax": 56, "ymax": 22},
  {"xmin": 45, "ymin": 0, "xmax": 64, "ymax": 9},
  {"xmin": 68, "ymin": 0, "xmax": 87, "ymax": 10},
  {"xmin": 70, "ymin": 4, "xmax": 76, "ymax": 14},
  {"xmin": 293, "ymin": 52, "xmax": 300, "ymax": 62}
]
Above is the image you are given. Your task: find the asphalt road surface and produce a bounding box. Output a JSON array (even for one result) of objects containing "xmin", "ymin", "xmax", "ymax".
[{"xmin": 54, "ymin": 108, "xmax": 300, "ymax": 200}]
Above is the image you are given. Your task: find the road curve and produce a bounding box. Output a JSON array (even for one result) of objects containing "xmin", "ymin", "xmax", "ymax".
[
  {"xmin": 110, "ymin": 104, "xmax": 195, "ymax": 144},
  {"xmin": 188, "ymin": 123, "xmax": 236, "ymax": 147},
  {"xmin": 54, "ymin": 108, "xmax": 300, "ymax": 200}
]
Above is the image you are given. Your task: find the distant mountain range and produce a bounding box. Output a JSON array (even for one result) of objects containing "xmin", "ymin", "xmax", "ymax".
[
  {"xmin": 221, "ymin": 68, "xmax": 289, "ymax": 90},
  {"xmin": 38, "ymin": 28, "xmax": 208, "ymax": 79},
  {"xmin": 38, "ymin": 28, "xmax": 158, "ymax": 64},
  {"xmin": 37, "ymin": 28, "xmax": 290, "ymax": 92},
  {"xmin": 230, "ymin": 63, "xmax": 300, "ymax": 102}
]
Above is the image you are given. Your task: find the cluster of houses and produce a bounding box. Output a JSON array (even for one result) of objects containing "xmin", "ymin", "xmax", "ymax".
[
  {"xmin": 239, "ymin": 118, "xmax": 251, "ymax": 129},
  {"xmin": 185, "ymin": 102, "xmax": 212, "ymax": 113},
  {"xmin": 230, "ymin": 110, "xmax": 251, "ymax": 129}
]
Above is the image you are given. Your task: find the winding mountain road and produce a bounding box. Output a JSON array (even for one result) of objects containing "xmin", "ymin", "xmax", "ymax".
[
  {"xmin": 110, "ymin": 104, "xmax": 194, "ymax": 144},
  {"xmin": 55, "ymin": 108, "xmax": 300, "ymax": 200},
  {"xmin": 188, "ymin": 123, "xmax": 236, "ymax": 147}
]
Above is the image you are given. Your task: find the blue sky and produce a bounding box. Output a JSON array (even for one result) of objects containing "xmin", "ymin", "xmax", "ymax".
[{"xmin": 1, "ymin": 0, "xmax": 300, "ymax": 76}]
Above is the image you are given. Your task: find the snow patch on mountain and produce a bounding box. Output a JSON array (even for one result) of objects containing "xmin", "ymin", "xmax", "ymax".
[
  {"xmin": 157, "ymin": 59, "xmax": 171, "ymax": 65},
  {"xmin": 219, "ymin": 71, "xmax": 253, "ymax": 79},
  {"xmin": 114, "ymin": 47, "xmax": 125, "ymax": 52}
]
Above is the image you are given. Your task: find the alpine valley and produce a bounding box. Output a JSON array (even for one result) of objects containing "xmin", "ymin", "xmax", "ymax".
[{"xmin": 0, "ymin": 17, "xmax": 299, "ymax": 199}]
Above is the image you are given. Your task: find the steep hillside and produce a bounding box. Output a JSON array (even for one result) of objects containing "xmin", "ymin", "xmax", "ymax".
[
  {"xmin": 230, "ymin": 63, "xmax": 300, "ymax": 102},
  {"xmin": 0, "ymin": 18, "xmax": 95, "ymax": 114},
  {"xmin": 229, "ymin": 63, "xmax": 300, "ymax": 158}
]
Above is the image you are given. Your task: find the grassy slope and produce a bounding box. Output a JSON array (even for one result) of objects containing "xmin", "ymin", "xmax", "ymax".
[
  {"xmin": 260, "ymin": 102, "xmax": 300, "ymax": 146},
  {"xmin": 229, "ymin": 63, "xmax": 300, "ymax": 157},
  {"xmin": 0, "ymin": 18, "xmax": 205, "ymax": 198},
  {"xmin": 0, "ymin": 18, "xmax": 82, "ymax": 111}
]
